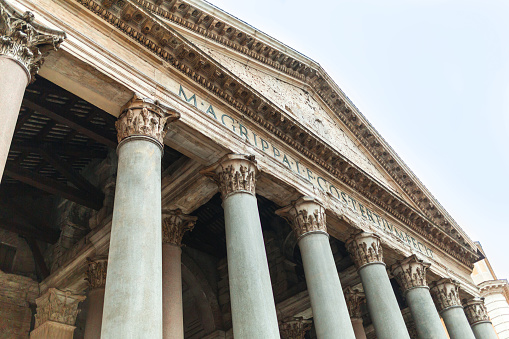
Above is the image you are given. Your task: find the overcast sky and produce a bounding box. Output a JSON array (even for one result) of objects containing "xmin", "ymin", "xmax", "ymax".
[{"xmin": 205, "ymin": 0, "xmax": 509, "ymax": 279}]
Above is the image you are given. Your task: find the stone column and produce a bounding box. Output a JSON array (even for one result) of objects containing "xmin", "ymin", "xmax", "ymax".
[
  {"xmin": 346, "ymin": 232, "xmax": 410, "ymax": 339},
  {"xmin": 430, "ymin": 278, "xmax": 475, "ymax": 339},
  {"xmin": 463, "ymin": 298, "xmax": 499, "ymax": 339},
  {"xmin": 101, "ymin": 95, "xmax": 180, "ymax": 338},
  {"xmin": 391, "ymin": 255, "xmax": 447, "ymax": 339},
  {"xmin": 202, "ymin": 154, "xmax": 280, "ymax": 338},
  {"xmin": 276, "ymin": 197, "xmax": 355, "ymax": 339},
  {"xmin": 84, "ymin": 257, "xmax": 107, "ymax": 339},
  {"xmin": 344, "ymin": 286, "xmax": 367, "ymax": 339},
  {"xmin": 279, "ymin": 318, "xmax": 312, "ymax": 339},
  {"xmin": 30, "ymin": 288, "xmax": 85, "ymax": 339},
  {"xmin": 0, "ymin": 2, "xmax": 65, "ymax": 179},
  {"xmin": 162, "ymin": 210, "xmax": 197, "ymax": 339}
]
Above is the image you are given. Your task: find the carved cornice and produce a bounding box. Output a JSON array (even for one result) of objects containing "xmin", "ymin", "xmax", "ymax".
[
  {"xmin": 346, "ymin": 232, "xmax": 384, "ymax": 270},
  {"xmin": 344, "ymin": 286, "xmax": 365, "ymax": 319},
  {"xmin": 162, "ymin": 209, "xmax": 197, "ymax": 245},
  {"xmin": 463, "ymin": 298, "xmax": 490, "ymax": 325},
  {"xmin": 279, "ymin": 318, "xmax": 312, "ymax": 339},
  {"xmin": 479, "ymin": 279, "xmax": 509, "ymax": 301},
  {"xmin": 115, "ymin": 94, "xmax": 180, "ymax": 145},
  {"xmin": 201, "ymin": 154, "xmax": 257, "ymax": 199},
  {"xmin": 391, "ymin": 254, "xmax": 430, "ymax": 293},
  {"xmin": 34, "ymin": 288, "xmax": 85, "ymax": 328},
  {"xmin": 0, "ymin": 0, "xmax": 65, "ymax": 83},
  {"xmin": 74, "ymin": 0, "xmax": 478, "ymax": 267},
  {"xmin": 275, "ymin": 196, "xmax": 327, "ymax": 239},
  {"xmin": 85, "ymin": 256, "xmax": 107, "ymax": 290},
  {"xmin": 429, "ymin": 278, "xmax": 462, "ymax": 313}
]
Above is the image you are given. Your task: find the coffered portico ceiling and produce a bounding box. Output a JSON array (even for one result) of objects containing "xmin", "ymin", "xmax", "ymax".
[{"xmin": 74, "ymin": 0, "xmax": 479, "ymax": 266}]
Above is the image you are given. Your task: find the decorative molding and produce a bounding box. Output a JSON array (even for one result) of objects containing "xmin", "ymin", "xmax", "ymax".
[
  {"xmin": 85, "ymin": 256, "xmax": 107, "ymax": 290},
  {"xmin": 162, "ymin": 209, "xmax": 197, "ymax": 246},
  {"xmin": 391, "ymin": 254, "xmax": 430, "ymax": 293},
  {"xmin": 115, "ymin": 94, "xmax": 180, "ymax": 145},
  {"xmin": 34, "ymin": 288, "xmax": 85, "ymax": 328},
  {"xmin": 73, "ymin": 0, "xmax": 478, "ymax": 267},
  {"xmin": 346, "ymin": 232, "xmax": 384, "ymax": 269},
  {"xmin": 201, "ymin": 154, "xmax": 257, "ymax": 199},
  {"xmin": 463, "ymin": 298, "xmax": 491, "ymax": 325},
  {"xmin": 429, "ymin": 278, "xmax": 462, "ymax": 313},
  {"xmin": 344, "ymin": 286, "xmax": 365, "ymax": 319},
  {"xmin": 479, "ymin": 279, "xmax": 509, "ymax": 303},
  {"xmin": 279, "ymin": 318, "xmax": 312, "ymax": 339},
  {"xmin": 275, "ymin": 196, "xmax": 327, "ymax": 239},
  {"xmin": 0, "ymin": 0, "xmax": 65, "ymax": 83}
]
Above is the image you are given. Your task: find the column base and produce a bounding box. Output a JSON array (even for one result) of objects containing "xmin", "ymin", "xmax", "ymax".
[{"xmin": 30, "ymin": 321, "xmax": 76, "ymax": 339}]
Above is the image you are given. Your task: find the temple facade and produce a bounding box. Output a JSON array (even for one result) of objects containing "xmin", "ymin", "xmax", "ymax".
[{"xmin": 0, "ymin": 0, "xmax": 502, "ymax": 338}]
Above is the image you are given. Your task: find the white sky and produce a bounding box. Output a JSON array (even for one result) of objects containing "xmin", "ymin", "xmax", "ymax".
[{"xmin": 205, "ymin": 0, "xmax": 509, "ymax": 279}]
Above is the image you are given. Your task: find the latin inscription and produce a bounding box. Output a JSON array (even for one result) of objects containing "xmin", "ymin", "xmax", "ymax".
[{"xmin": 175, "ymin": 85, "xmax": 434, "ymax": 258}]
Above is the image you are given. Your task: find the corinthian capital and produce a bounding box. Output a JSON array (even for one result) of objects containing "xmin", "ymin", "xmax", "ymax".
[
  {"xmin": 344, "ymin": 286, "xmax": 365, "ymax": 319},
  {"xmin": 85, "ymin": 256, "xmax": 108, "ymax": 290},
  {"xmin": 463, "ymin": 298, "xmax": 490, "ymax": 325},
  {"xmin": 0, "ymin": 1, "xmax": 66, "ymax": 83},
  {"xmin": 279, "ymin": 318, "xmax": 312, "ymax": 339},
  {"xmin": 430, "ymin": 278, "xmax": 462, "ymax": 313},
  {"xmin": 115, "ymin": 94, "xmax": 180, "ymax": 146},
  {"xmin": 391, "ymin": 255, "xmax": 430, "ymax": 293},
  {"xmin": 346, "ymin": 232, "xmax": 384, "ymax": 269},
  {"xmin": 201, "ymin": 154, "xmax": 258, "ymax": 199},
  {"xmin": 34, "ymin": 288, "xmax": 85, "ymax": 328},
  {"xmin": 275, "ymin": 197, "xmax": 327, "ymax": 239},
  {"xmin": 162, "ymin": 209, "xmax": 197, "ymax": 246}
]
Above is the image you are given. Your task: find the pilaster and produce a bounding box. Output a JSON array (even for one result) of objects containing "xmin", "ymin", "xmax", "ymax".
[
  {"xmin": 346, "ymin": 232, "xmax": 384, "ymax": 269},
  {"xmin": 201, "ymin": 154, "xmax": 258, "ymax": 199},
  {"xmin": 30, "ymin": 288, "xmax": 85, "ymax": 339},
  {"xmin": 275, "ymin": 196, "xmax": 327, "ymax": 239},
  {"xmin": 278, "ymin": 318, "xmax": 312, "ymax": 339},
  {"xmin": 391, "ymin": 255, "xmax": 430, "ymax": 293},
  {"xmin": 162, "ymin": 209, "xmax": 197, "ymax": 246},
  {"xmin": 430, "ymin": 278, "xmax": 462, "ymax": 313},
  {"xmin": 0, "ymin": 0, "xmax": 66, "ymax": 82}
]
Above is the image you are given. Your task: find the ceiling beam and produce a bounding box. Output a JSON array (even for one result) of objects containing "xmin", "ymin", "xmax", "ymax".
[
  {"xmin": 22, "ymin": 97, "xmax": 117, "ymax": 148},
  {"xmin": 9, "ymin": 142, "xmax": 106, "ymax": 159},
  {"xmin": 4, "ymin": 165, "xmax": 102, "ymax": 210}
]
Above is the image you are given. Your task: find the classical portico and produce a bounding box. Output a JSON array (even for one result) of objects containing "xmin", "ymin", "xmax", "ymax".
[{"xmin": 0, "ymin": 0, "xmax": 501, "ymax": 338}]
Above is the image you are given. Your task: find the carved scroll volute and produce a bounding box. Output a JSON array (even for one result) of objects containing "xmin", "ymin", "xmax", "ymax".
[
  {"xmin": 463, "ymin": 298, "xmax": 491, "ymax": 325},
  {"xmin": 391, "ymin": 254, "xmax": 430, "ymax": 293},
  {"xmin": 201, "ymin": 154, "xmax": 258, "ymax": 200},
  {"xmin": 276, "ymin": 196, "xmax": 327, "ymax": 239},
  {"xmin": 346, "ymin": 231, "xmax": 384, "ymax": 270},
  {"xmin": 34, "ymin": 288, "xmax": 86, "ymax": 328},
  {"xmin": 115, "ymin": 94, "xmax": 180, "ymax": 146},
  {"xmin": 429, "ymin": 278, "xmax": 462, "ymax": 313},
  {"xmin": 162, "ymin": 209, "xmax": 197, "ymax": 246},
  {"xmin": 279, "ymin": 318, "xmax": 312, "ymax": 339},
  {"xmin": 344, "ymin": 286, "xmax": 366, "ymax": 319},
  {"xmin": 86, "ymin": 256, "xmax": 108, "ymax": 290},
  {"xmin": 0, "ymin": 1, "xmax": 66, "ymax": 83}
]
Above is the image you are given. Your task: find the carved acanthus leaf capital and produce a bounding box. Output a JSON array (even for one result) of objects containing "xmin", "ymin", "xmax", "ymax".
[
  {"xmin": 34, "ymin": 288, "xmax": 85, "ymax": 328},
  {"xmin": 85, "ymin": 256, "xmax": 107, "ymax": 290},
  {"xmin": 115, "ymin": 94, "xmax": 180, "ymax": 145},
  {"xmin": 391, "ymin": 255, "xmax": 430, "ymax": 293},
  {"xmin": 0, "ymin": 1, "xmax": 66, "ymax": 83},
  {"xmin": 276, "ymin": 196, "xmax": 327, "ymax": 239},
  {"xmin": 344, "ymin": 286, "xmax": 365, "ymax": 319},
  {"xmin": 162, "ymin": 209, "xmax": 197, "ymax": 246},
  {"xmin": 279, "ymin": 318, "xmax": 312, "ymax": 339},
  {"xmin": 201, "ymin": 154, "xmax": 258, "ymax": 199},
  {"xmin": 430, "ymin": 278, "xmax": 462, "ymax": 313},
  {"xmin": 463, "ymin": 298, "xmax": 490, "ymax": 325},
  {"xmin": 346, "ymin": 232, "xmax": 384, "ymax": 269}
]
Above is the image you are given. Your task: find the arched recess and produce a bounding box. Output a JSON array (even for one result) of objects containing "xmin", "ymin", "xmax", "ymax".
[{"xmin": 181, "ymin": 251, "xmax": 223, "ymax": 337}]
